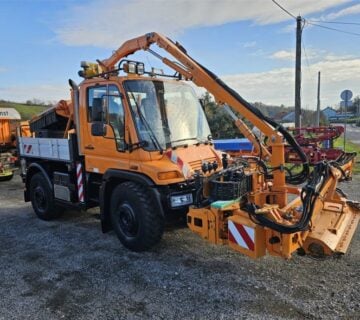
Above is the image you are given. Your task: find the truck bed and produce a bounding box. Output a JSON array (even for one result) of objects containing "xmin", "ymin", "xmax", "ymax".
[{"xmin": 18, "ymin": 137, "xmax": 73, "ymax": 162}]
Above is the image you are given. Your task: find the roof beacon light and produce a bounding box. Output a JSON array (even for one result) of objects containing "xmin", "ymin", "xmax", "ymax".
[{"xmin": 137, "ymin": 62, "xmax": 145, "ymax": 75}]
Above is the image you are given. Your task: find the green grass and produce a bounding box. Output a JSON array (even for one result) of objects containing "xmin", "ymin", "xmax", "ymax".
[
  {"xmin": 0, "ymin": 101, "xmax": 48, "ymax": 120},
  {"xmin": 334, "ymin": 136, "xmax": 360, "ymax": 174}
]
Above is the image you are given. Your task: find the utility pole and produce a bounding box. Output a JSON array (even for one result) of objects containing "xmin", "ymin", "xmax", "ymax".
[
  {"xmin": 295, "ymin": 16, "xmax": 302, "ymax": 128},
  {"xmin": 316, "ymin": 71, "xmax": 321, "ymax": 126}
]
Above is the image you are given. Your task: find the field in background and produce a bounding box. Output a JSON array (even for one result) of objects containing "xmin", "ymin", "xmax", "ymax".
[{"xmin": 0, "ymin": 101, "xmax": 48, "ymax": 120}]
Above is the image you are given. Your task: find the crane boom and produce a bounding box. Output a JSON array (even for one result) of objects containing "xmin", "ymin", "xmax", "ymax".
[{"xmin": 100, "ymin": 32, "xmax": 309, "ymax": 193}]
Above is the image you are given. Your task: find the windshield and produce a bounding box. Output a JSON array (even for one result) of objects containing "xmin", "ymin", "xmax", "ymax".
[{"xmin": 124, "ymin": 80, "xmax": 211, "ymax": 151}]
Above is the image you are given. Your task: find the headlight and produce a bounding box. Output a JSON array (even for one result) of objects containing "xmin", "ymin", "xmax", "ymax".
[{"xmin": 170, "ymin": 193, "xmax": 193, "ymax": 208}]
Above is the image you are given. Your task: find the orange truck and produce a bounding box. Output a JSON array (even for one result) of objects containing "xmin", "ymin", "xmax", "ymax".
[
  {"xmin": 17, "ymin": 33, "xmax": 359, "ymax": 259},
  {"xmin": 0, "ymin": 108, "xmax": 22, "ymax": 180}
]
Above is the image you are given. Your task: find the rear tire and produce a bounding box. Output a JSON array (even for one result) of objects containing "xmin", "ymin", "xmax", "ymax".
[
  {"xmin": 29, "ymin": 172, "xmax": 62, "ymax": 220},
  {"xmin": 110, "ymin": 181, "xmax": 164, "ymax": 251}
]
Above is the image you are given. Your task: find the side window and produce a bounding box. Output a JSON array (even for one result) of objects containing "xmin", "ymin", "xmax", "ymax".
[
  {"xmin": 87, "ymin": 86, "xmax": 106, "ymax": 122},
  {"xmin": 108, "ymin": 85, "xmax": 125, "ymax": 150},
  {"xmin": 87, "ymin": 85, "xmax": 125, "ymax": 151}
]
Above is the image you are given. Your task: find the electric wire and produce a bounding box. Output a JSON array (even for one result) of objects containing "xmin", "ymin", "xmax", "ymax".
[
  {"xmin": 308, "ymin": 20, "xmax": 360, "ymax": 26},
  {"xmin": 272, "ymin": 0, "xmax": 296, "ymax": 19},
  {"xmin": 301, "ymin": 26, "xmax": 311, "ymax": 71},
  {"xmin": 307, "ymin": 21, "xmax": 360, "ymax": 37}
]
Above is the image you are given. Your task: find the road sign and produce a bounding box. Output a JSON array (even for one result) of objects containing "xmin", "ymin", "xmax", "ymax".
[
  {"xmin": 340, "ymin": 89, "xmax": 353, "ymax": 153},
  {"xmin": 340, "ymin": 100, "xmax": 353, "ymax": 108},
  {"xmin": 341, "ymin": 89, "xmax": 353, "ymax": 101}
]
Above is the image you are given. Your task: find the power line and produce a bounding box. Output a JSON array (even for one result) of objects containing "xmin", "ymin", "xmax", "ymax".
[
  {"xmin": 302, "ymin": 39, "xmax": 310, "ymax": 71},
  {"xmin": 272, "ymin": 0, "xmax": 296, "ymax": 19},
  {"xmin": 308, "ymin": 19, "xmax": 360, "ymax": 26},
  {"xmin": 307, "ymin": 21, "xmax": 360, "ymax": 37},
  {"xmin": 302, "ymin": 22, "xmax": 311, "ymax": 73}
]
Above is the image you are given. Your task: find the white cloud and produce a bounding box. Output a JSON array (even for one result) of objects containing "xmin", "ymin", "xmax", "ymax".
[
  {"xmin": 55, "ymin": 0, "xmax": 349, "ymax": 48},
  {"xmin": 323, "ymin": 3, "xmax": 360, "ymax": 20},
  {"xmin": 243, "ymin": 41, "xmax": 257, "ymax": 48},
  {"xmin": 280, "ymin": 23, "xmax": 296, "ymax": 33},
  {"xmin": 271, "ymin": 48, "xmax": 319, "ymax": 61},
  {"xmin": 323, "ymin": 53, "xmax": 354, "ymax": 61},
  {"xmin": 250, "ymin": 49, "xmax": 265, "ymax": 57},
  {"xmin": 0, "ymin": 66, "xmax": 6, "ymax": 73},
  {"xmin": 0, "ymin": 84, "xmax": 69, "ymax": 104},
  {"xmin": 271, "ymin": 50, "xmax": 295, "ymax": 60},
  {"xmin": 4, "ymin": 53, "xmax": 359, "ymax": 109},
  {"xmin": 221, "ymin": 55, "xmax": 360, "ymax": 108}
]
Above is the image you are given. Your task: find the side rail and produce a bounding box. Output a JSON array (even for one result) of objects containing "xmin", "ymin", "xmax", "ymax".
[{"xmin": 18, "ymin": 137, "xmax": 73, "ymax": 162}]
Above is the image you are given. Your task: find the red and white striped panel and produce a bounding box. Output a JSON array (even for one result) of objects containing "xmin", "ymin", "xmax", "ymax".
[
  {"xmin": 76, "ymin": 162, "xmax": 85, "ymax": 203},
  {"xmin": 23, "ymin": 144, "xmax": 32, "ymax": 154},
  {"xmin": 165, "ymin": 150, "xmax": 192, "ymax": 178},
  {"xmin": 228, "ymin": 220, "xmax": 255, "ymax": 251}
]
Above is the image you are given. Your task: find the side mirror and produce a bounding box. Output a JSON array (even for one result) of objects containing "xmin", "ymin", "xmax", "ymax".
[
  {"xmin": 92, "ymin": 98, "xmax": 103, "ymax": 121},
  {"xmin": 91, "ymin": 122, "xmax": 107, "ymax": 136}
]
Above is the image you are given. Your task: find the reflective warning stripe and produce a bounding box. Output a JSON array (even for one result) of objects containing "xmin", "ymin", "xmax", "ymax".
[
  {"xmin": 23, "ymin": 144, "xmax": 32, "ymax": 154},
  {"xmin": 228, "ymin": 220, "xmax": 255, "ymax": 251},
  {"xmin": 165, "ymin": 150, "xmax": 192, "ymax": 178},
  {"xmin": 76, "ymin": 162, "xmax": 84, "ymax": 203}
]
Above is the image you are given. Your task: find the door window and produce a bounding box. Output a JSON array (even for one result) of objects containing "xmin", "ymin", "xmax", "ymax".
[{"xmin": 87, "ymin": 85, "xmax": 125, "ymax": 150}]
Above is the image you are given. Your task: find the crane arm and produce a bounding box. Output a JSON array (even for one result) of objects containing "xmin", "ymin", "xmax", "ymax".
[
  {"xmin": 102, "ymin": 32, "xmax": 278, "ymax": 138},
  {"xmin": 99, "ymin": 32, "xmax": 309, "ymax": 186}
]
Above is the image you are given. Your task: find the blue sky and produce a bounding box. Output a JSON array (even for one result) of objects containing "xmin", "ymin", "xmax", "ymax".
[{"xmin": 1, "ymin": 0, "xmax": 360, "ymax": 109}]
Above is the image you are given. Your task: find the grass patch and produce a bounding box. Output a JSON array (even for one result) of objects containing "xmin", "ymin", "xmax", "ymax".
[
  {"xmin": 0, "ymin": 101, "xmax": 48, "ymax": 120},
  {"xmin": 334, "ymin": 136, "xmax": 360, "ymax": 174}
]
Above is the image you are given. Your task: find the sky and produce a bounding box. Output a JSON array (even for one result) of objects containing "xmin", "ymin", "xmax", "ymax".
[{"xmin": 1, "ymin": 0, "xmax": 360, "ymax": 110}]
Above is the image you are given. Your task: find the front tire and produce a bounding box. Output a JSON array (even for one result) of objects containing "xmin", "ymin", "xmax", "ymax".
[
  {"xmin": 29, "ymin": 172, "xmax": 62, "ymax": 220},
  {"xmin": 110, "ymin": 182, "xmax": 164, "ymax": 251}
]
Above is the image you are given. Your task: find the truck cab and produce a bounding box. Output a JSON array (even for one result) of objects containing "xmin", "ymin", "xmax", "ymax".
[{"xmin": 19, "ymin": 60, "xmax": 223, "ymax": 252}]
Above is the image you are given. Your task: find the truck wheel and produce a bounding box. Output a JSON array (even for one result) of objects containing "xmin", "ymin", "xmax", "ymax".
[
  {"xmin": 29, "ymin": 172, "xmax": 62, "ymax": 220},
  {"xmin": 110, "ymin": 181, "xmax": 164, "ymax": 251}
]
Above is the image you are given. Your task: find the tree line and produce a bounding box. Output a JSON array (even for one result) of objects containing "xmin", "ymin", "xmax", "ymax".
[{"xmin": 202, "ymin": 92, "xmax": 328, "ymax": 139}]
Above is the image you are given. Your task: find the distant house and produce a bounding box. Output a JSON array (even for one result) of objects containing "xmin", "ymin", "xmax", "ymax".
[
  {"xmin": 273, "ymin": 111, "xmax": 289, "ymax": 122},
  {"xmin": 281, "ymin": 111, "xmax": 295, "ymax": 123},
  {"xmin": 321, "ymin": 107, "xmax": 337, "ymax": 120}
]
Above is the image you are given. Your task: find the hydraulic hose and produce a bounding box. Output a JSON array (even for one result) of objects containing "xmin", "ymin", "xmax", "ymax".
[
  {"xmin": 245, "ymin": 162, "xmax": 328, "ymax": 234},
  {"xmin": 193, "ymin": 62, "xmax": 310, "ymax": 185}
]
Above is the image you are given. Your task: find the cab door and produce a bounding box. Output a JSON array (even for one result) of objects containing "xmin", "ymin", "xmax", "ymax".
[{"xmin": 81, "ymin": 83, "xmax": 129, "ymax": 174}]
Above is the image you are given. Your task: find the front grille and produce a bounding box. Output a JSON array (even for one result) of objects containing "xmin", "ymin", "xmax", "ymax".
[{"xmin": 188, "ymin": 157, "xmax": 217, "ymax": 171}]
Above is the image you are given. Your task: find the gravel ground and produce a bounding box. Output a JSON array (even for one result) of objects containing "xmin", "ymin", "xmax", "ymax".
[{"xmin": 0, "ymin": 174, "xmax": 359, "ymax": 320}]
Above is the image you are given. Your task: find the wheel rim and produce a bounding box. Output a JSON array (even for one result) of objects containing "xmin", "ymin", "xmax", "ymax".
[
  {"xmin": 34, "ymin": 186, "xmax": 47, "ymax": 212},
  {"xmin": 117, "ymin": 203, "xmax": 139, "ymax": 237}
]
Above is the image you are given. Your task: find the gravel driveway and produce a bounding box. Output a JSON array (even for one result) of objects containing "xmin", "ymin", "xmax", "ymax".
[{"xmin": 0, "ymin": 174, "xmax": 359, "ymax": 320}]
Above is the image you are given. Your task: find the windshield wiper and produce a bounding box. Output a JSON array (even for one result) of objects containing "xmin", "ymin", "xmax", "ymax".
[
  {"xmin": 128, "ymin": 140, "xmax": 149, "ymax": 151},
  {"xmin": 170, "ymin": 137, "xmax": 200, "ymax": 149}
]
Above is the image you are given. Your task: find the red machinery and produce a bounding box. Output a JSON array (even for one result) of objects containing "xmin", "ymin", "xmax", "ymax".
[{"xmin": 285, "ymin": 126, "xmax": 344, "ymax": 164}]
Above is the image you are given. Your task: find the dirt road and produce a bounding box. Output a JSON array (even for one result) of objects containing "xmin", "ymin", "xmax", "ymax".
[{"xmin": 0, "ymin": 175, "xmax": 359, "ymax": 319}]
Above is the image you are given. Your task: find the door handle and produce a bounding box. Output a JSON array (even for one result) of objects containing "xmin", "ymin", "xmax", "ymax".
[{"xmin": 85, "ymin": 144, "xmax": 95, "ymax": 150}]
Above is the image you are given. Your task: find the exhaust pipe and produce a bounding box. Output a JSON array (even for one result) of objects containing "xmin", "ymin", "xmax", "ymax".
[{"xmin": 69, "ymin": 79, "xmax": 83, "ymax": 155}]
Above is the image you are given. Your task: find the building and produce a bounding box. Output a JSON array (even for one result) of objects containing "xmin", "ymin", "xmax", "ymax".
[{"xmin": 321, "ymin": 107, "xmax": 337, "ymax": 120}]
